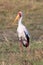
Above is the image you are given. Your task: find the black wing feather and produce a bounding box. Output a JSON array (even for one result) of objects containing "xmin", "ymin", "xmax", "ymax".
[{"xmin": 22, "ymin": 31, "xmax": 30, "ymax": 47}]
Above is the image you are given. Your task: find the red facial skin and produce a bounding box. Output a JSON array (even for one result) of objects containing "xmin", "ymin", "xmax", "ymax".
[{"xmin": 18, "ymin": 12, "xmax": 22, "ymax": 17}]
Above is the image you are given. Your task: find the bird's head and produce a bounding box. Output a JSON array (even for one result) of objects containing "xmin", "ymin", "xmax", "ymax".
[
  {"xmin": 12, "ymin": 11, "xmax": 23, "ymax": 25},
  {"xmin": 7, "ymin": 11, "xmax": 23, "ymax": 28},
  {"xmin": 14, "ymin": 11, "xmax": 22, "ymax": 22}
]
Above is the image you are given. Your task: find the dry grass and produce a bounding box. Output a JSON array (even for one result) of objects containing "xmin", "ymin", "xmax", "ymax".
[{"xmin": 0, "ymin": 0, "xmax": 43, "ymax": 65}]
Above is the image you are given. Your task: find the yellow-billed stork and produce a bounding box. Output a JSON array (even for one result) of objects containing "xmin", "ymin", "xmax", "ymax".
[{"xmin": 13, "ymin": 11, "xmax": 30, "ymax": 48}]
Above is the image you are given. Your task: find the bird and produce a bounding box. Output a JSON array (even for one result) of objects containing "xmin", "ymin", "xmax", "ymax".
[
  {"xmin": 13, "ymin": 11, "xmax": 30, "ymax": 48},
  {"xmin": 11, "ymin": 11, "xmax": 30, "ymax": 54}
]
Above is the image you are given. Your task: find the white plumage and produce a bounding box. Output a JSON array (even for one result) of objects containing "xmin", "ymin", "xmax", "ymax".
[{"xmin": 15, "ymin": 11, "xmax": 30, "ymax": 47}]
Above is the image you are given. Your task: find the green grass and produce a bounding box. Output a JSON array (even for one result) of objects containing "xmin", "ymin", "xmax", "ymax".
[
  {"xmin": 0, "ymin": 41, "xmax": 43, "ymax": 65},
  {"xmin": 0, "ymin": 0, "xmax": 43, "ymax": 65}
]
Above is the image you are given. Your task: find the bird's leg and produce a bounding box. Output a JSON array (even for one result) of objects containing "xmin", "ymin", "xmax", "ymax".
[
  {"xmin": 19, "ymin": 40, "xmax": 23, "ymax": 57},
  {"xmin": 26, "ymin": 45, "xmax": 30, "ymax": 58},
  {"xmin": 19, "ymin": 42, "xmax": 23, "ymax": 52}
]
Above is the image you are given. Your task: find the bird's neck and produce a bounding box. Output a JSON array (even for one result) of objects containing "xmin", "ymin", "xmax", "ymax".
[{"xmin": 18, "ymin": 17, "xmax": 23, "ymax": 25}]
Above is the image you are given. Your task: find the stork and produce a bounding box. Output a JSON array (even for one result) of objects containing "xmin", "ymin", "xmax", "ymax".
[{"xmin": 13, "ymin": 11, "xmax": 30, "ymax": 53}]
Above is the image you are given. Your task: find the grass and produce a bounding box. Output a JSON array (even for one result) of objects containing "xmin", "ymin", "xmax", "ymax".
[{"xmin": 0, "ymin": 0, "xmax": 43, "ymax": 65}]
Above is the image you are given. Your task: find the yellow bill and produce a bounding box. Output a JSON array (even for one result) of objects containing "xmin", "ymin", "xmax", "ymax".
[{"xmin": 12, "ymin": 14, "xmax": 20, "ymax": 25}]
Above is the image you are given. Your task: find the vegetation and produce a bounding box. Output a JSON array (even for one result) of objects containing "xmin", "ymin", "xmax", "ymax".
[{"xmin": 0, "ymin": 0, "xmax": 43, "ymax": 65}]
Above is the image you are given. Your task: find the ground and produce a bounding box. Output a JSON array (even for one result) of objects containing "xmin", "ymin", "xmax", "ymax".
[{"xmin": 0, "ymin": 0, "xmax": 43, "ymax": 65}]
